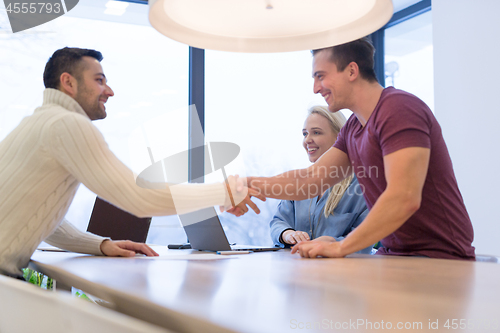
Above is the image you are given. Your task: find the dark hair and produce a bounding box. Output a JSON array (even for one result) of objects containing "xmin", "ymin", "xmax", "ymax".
[
  {"xmin": 312, "ymin": 37, "xmax": 378, "ymax": 83},
  {"xmin": 43, "ymin": 47, "xmax": 103, "ymax": 89}
]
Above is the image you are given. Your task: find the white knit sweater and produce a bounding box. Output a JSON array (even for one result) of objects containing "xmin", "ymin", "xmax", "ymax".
[{"xmin": 0, "ymin": 89, "xmax": 226, "ymax": 277}]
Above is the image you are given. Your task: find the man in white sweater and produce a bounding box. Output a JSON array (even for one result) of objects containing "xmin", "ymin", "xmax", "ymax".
[{"xmin": 0, "ymin": 47, "xmax": 261, "ymax": 278}]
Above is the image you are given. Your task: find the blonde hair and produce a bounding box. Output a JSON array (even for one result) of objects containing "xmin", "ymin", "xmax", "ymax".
[{"xmin": 307, "ymin": 106, "xmax": 354, "ymax": 217}]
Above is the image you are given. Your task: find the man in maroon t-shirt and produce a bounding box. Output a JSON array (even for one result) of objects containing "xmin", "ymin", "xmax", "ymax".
[{"xmin": 229, "ymin": 37, "xmax": 474, "ymax": 260}]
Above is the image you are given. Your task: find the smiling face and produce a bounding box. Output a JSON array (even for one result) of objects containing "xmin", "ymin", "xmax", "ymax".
[
  {"xmin": 302, "ymin": 113, "xmax": 338, "ymax": 163},
  {"xmin": 73, "ymin": 56, "xmax": 114, "ymax": 120},
  {"xmin": 312, "ymin": 50, "xmax": 352, "ymax": 113}
]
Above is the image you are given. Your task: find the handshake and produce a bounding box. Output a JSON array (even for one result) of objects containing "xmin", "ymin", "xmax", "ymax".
[{"xmin": 222, "ymin": 176, "xmax": 265, "ymax": 216}]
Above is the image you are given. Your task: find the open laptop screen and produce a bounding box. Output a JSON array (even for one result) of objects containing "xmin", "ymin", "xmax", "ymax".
[
  {"xmin": 86, "ymin": 197, "xmax": 152, "ymax": 243},
  {"xmin": 180, "ymin": 208, "xmax": 232, "ymax": 251},
  {"xmin": 179, "ymin": 207, "xmax": 279, "ymax": 252}
]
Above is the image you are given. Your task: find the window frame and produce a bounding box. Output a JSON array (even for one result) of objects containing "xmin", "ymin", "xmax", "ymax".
[
  {"xmin": 119, "ymin": 0, "xmax": 433, "ymax": 179},
  {"xmin": 371, "ymin": 0, "xmax": 432, "ymax": 86}
]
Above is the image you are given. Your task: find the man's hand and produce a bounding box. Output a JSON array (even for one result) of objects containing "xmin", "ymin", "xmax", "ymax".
[
  {"xmin": 100, "ymin": 240, "xmax": 159, "ymax": 257},
  {"xmin": 291, "ymin": 238, "xmax": 344, "ymax": 258},
  {"xmin": 221, "ymin": 175, "xmax": 266, "ymax": 216},
  {"xmin": 282, "ymin": 230, "xmax": 310, "ymax": 244}
]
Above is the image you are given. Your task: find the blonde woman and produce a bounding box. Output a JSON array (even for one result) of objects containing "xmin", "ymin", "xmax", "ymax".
[{"xmin": 270, "ymin": 106, "xmax": 371, "ymax": 253}]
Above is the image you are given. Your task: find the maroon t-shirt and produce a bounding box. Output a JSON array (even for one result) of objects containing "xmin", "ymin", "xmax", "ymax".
[{"xmin": 334, "ymin": 87, "xmax": 475, "ymax": 260}]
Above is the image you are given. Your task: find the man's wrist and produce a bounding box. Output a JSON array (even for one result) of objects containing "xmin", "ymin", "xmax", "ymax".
[
  {"xmin": 222, "ymin": 180, "xmax": 232, "ymax": 207},
  {"xmin": 336, "ymin": 239, "xmax": 348, "ymax": 257},
  {"xmin": 100, "ymin": 239, "xmax": 111, "ymax": 256},
  {"xmin": 247, "ymin": 176, "xmax": 253, "ymax": 189}
]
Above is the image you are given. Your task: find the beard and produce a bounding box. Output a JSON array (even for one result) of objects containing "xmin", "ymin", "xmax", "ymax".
[{"xmin": 74, "ymin": 83, "xmax": 106, "ymax": 120}]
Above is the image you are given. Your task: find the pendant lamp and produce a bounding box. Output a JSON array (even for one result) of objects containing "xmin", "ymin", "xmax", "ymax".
[{"xmin": 148, "ymin": 0, "xmax": 393, "ymax": 53}]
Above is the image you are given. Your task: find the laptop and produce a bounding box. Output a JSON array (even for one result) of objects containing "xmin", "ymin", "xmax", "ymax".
[
  {"xmin": 87, "ymin": 197, "xmax": 152, "ymax": 243},
  {"xmin": 178, "ymin": 207, "xmax": 280, "ymax": 252}
]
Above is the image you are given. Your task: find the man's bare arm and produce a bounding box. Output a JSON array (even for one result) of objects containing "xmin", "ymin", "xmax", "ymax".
[
  {"xmin": 249, "ymin": 147, "xmax": 351, "ymax": 201},
  {"xmin": 292, "ymin": 146, "xmax": 430, "ymax": 258}
]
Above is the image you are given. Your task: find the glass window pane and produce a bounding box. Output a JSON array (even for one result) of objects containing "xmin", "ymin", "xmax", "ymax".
[
  {"xmin": 385, "ymin": 10, "xmax": 434, "ymax": 111},
  {"xmin": 0, "ymin": 2, "xmax": 189, "ymax": 245},
  {"xmin": 205, "ymin": 50, "xmax": 330, "ymax": 245}
]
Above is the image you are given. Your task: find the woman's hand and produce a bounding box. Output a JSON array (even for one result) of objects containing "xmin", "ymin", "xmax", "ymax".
[{"xmin": 282, "ymin": 230, "xmax": 310, "ymax": 244}]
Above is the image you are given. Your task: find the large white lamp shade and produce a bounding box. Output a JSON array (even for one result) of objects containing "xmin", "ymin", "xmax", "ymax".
[{"xmin": 149, "ymin": 0, "xmax": 393, "ymax": 53}]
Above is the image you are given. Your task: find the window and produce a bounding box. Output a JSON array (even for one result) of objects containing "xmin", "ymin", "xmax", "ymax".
[
  {"xmin": 1, "ymin": 0, "xmax": 434, "ymax": 247},
  {"xmin": 385, "ymin": 10, "xmax": 434, "ymax": 110},
  {"xmin": 205, "ymin": 50, "xmax": 329, "ymax": 245},
  {"xmin": 0, "ymin": 1, "xmax": 189, "ymax": 245},
  {"xmin": 376, "ymin": 1, "xmax": 433, "ymax": 111}
]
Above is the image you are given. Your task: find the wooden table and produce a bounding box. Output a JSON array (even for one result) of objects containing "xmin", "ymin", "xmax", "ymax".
[{"xmin": 30, "ymin": 248, "xmax": 500, "ymax": 333}]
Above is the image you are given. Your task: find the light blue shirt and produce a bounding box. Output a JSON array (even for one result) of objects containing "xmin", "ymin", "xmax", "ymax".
[{"xmin": 269, "ymin": 177, "xmax": 372, "ymax": 254}]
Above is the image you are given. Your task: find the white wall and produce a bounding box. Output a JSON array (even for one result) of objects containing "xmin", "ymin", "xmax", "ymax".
[{"xmin": 433, "ymin": 0, "xmax": 500, "ymax": 255}]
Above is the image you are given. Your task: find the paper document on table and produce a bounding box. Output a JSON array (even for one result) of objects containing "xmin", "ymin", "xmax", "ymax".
[
  {"xmin": 135, "ymin": 253, "xmax": 234, "ymax": 260},
  {"xmin": 132, "ymin": 245, "xmax": 235, "ymax": 260}
]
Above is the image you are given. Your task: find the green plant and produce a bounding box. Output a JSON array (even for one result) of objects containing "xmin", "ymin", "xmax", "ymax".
[
  {"xmin": 22, "ymin": 268, "xmax": 94, "ymax": 302},
  {"xmin": 75, "ymin": 291, "xmax": 92, "ymax": 302},
  {"xmin": 22, "ymin": 268, "xmax": 54, "ymax": 290}
]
